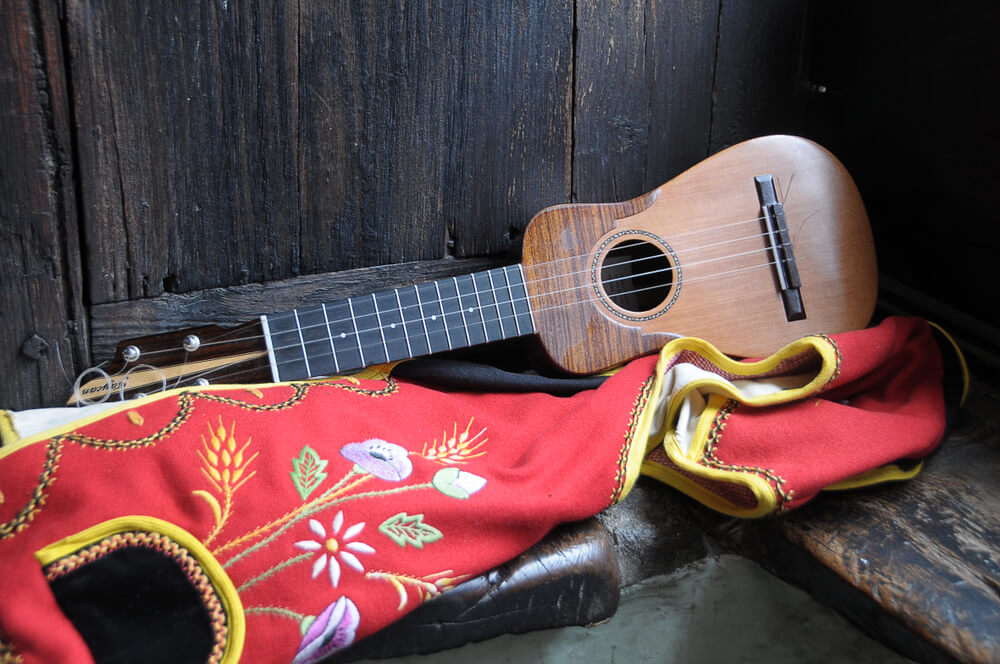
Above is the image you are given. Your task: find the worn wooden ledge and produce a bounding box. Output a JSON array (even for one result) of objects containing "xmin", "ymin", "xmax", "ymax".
[{"xmin": 698, "ymin": 378, "xmax": 1000, "ymax": 664}]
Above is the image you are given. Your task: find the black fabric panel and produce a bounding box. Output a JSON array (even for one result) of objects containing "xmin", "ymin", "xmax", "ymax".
[
  {"xmin": 392, "ymin": 359, "xmax": 607, "ymax": 396},
  {"xmin": 47, "ymin": 547, "xmax": 214, "ymax": 664}
]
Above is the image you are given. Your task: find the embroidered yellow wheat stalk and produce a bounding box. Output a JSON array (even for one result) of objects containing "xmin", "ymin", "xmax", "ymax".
[
  {"xmin": 193, "ymin": 418, "xmax": 258, "ymax": 544},
  {"xmin": 366, "ymin": 570, "xmax": 469, "ymax": 611},
  {"xmin": 419, "ymin": 418, "xmax": 487, "ymax": 465}
]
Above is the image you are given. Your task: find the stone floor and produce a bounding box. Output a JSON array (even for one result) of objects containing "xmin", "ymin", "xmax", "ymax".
[{"xmin": 356, "ymin": 555, "xmax": 912, "ymax": 664}]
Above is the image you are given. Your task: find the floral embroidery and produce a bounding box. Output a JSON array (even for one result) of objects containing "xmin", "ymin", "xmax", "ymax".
[
  {"xmin": 291, "ymin": 596, "xmax": 359, "ymax": 664},
  {"xmin": 294, "ymin": 512, "xmax": 375, "ymax": 587},
  {"xmin": 431, "ymin": 468, "xmax": 487, "ymax": 499},
  {"xmin": 378, "ymin": 513, "xmax": 443, "ymax": 549},
  {"xmin": 177, "ymin": 411, "xmax": 490, "ymax": 661},
  {"xmin": 340, "ymin": 439, "xmax": 413, "ymax": 481},
  {"xmin": 419, "ymin": 418, "xmax": 487, "ymax": 465},
  {"xmin": 192, "ymin": 418, "xmax": 258, "ymax": 544},
  {"xmin": 290, "ymin": 446, "xmax": 329, "ymax": 500}
]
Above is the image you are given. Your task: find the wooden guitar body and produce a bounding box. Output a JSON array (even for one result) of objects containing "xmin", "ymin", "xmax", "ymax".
[{"xmin": 521, "ymin": 135, "xmax": 877, "ymax": 373}]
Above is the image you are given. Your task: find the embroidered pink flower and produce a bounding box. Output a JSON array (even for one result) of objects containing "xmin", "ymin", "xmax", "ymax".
[
  {"xmin": 291, "ymin": 596, "xmax": 360, "ymax": 664},
  {"xmin": 294, "ymin": 511, "xmax": 375, "ymax": 587},
  {"xmin": 340, "ymin": 439, "xmax": 413, "ymax": 481}
]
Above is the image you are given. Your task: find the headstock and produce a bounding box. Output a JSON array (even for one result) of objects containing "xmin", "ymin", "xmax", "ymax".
[{"xmin": 68, "ymin": 320, "xmax": 271, "ymax": 405}]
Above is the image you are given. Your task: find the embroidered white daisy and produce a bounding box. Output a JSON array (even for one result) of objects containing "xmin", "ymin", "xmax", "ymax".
[{"xmin": 295, "ymin": 511, "xmax": 376, "ymax": 587}]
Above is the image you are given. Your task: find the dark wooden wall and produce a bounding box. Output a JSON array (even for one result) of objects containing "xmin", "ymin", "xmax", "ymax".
[{"xmin": 1, "ymin": 0, "xmax": 996, "ymax": 409}]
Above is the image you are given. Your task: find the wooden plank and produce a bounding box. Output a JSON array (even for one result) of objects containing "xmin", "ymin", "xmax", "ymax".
[
  {"xmin": 67, "ymin": 2, "xmax": 574, "ymax": 303},
  {"xmin": 717, "ymin": 381, "xmax": 1000, "ymax": 663},
  {"xmin": 574, "ymin": 0, "xmax": 720, "ymax": 204},
  {"xmin": 298, "ymin": 1, "xmax": 574, "ymax": 266},
  {"xmin": 67, "ymin": 0, "xmax": 302, "ymax": 303},
  {"xmin": 438, "ymin": 1, "xmax": 574, "ymax": 258},
  {"xmin": 710, "ymin": 0, "xmax": 811, "ymax": 151},
  {"xmin": 88, "ymin": 256, "xmax": 504, "ymax": 361},
  {"xmin": 0, "ymin": 0, "xmax": 88, "ymax": 410}
]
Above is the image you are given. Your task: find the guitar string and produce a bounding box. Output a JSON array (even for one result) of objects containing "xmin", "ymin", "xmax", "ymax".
[
  {"xmin": 119, "ymin": 220, "xmax": 785, "ymax": 363},
  {"xmin": 75, "ymin": 214, "xmax": 802, "ymax": 401},
  {"xmin": 75, "ymin": 235, "xmax": 789, "ymax": 401},
  {"xmin": 174, "ymin": 256, "xmax": 784, "ymax": 388},
  {"xmin": 78, "ymin": 253, "xmax": 787, "ymax": 402},
  {"xmin": 266, "ymin": 213, "xmax": 772, "ymax": 326}
]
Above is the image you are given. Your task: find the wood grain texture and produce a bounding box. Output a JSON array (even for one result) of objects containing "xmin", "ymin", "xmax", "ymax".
[
  {"xmin": 522, "ymin": 135, "xmax": 878, "ymax": 373},
  {"xmin": 0, "ymin": 0, "xmax": 88, "ymax": 409},
  {"xmin": 710, "ymin": 0, "xmax": 811, "ymax": 151},
  {"xmin": 711, "ymin": 380, "xmax": 1000, "ymax": 663},
  {"xmin": 66, "ymin": 1, "xmax": 573, "ymax": 304},
  {"xmin": 67, "ymin": 0, "xmax": 302, "ymax": 302},
  {"xmin": 574, "ymin": 0, "xmax": 720, "ymax": 203}
]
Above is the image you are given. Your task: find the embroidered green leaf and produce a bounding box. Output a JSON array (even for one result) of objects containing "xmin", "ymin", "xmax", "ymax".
[
  {"xmin": 379, "ymin": 512, "xmax": 443, "ymax": 549},
  {"xmin": 290, "ymin": 445, "xmax": 329, "ymax": 500}
]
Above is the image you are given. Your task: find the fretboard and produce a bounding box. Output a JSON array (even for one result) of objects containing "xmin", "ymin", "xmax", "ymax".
[{"xmin": 260, "ymin": 264, "xmax": 535, "ymax": 381}]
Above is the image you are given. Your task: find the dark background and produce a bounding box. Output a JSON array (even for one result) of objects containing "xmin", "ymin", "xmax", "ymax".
[{"xmin": 2, "ymin": 0, "xmax": 997, "ymax": 409}]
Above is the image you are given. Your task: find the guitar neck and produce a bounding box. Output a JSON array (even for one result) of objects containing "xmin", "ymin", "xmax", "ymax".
[{"xmin": 260, "ymin": 264, "xmax": 536, "ymax": 381}]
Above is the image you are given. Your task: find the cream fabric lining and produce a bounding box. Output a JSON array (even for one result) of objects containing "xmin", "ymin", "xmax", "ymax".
[
  {"xmin": 5, "ymin": 403, "xmax": 119, "ymax": 442},
  {"xmin": 648, "ymin": 363, "xmax": 812, "ymax": 455}
]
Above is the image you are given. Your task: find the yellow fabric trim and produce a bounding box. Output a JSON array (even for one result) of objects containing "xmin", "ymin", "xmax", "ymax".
[
  {"xmin": 0, "ymin": 411, "xmax": 17, "ymax": 448},
  {"xmin": 643, "ymin": 394, "xmax": 777, "ymax": 518},
  {"xmin": 926, "ymin": 321, "xmax": 970, "ymax": 406},
  {"xmin": 824, "ymin": 462, "xmax": 924, "ymax": 491},
  {"xmin": 637, "ymin": 333, "xmax": 843, "ymax": 518},
  {"xmin": 663, "ymin": 334, "xmax": 840, "ymax": 407},
  {"xmin": 615, "ymin": 371, "xmax": 661, "ymax": 503},
  {"xmin": 35, "ymin": 515, "xmax": 245, "ymax": 663}
]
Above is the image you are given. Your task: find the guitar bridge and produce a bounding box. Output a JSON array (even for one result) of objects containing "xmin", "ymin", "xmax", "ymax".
[{"xmin": 755, "ymin": 174, "xmax": 805, "ymax": 321}]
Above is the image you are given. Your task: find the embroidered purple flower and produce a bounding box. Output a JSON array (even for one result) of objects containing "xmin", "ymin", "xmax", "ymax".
[
  {"xmin": 431, "ymin": 467, "xmax": 487, "ymax": 499},
  {"xmin": 291, "ymin": 596, "xmax": 360, "ymax": 664},
  {"xmin": 340, "ymin": 438, "xmax": 413, "ymax": 481},
  {"xmin": 294, "ymin": 511, "xmax": 375, "ymax": 587}
]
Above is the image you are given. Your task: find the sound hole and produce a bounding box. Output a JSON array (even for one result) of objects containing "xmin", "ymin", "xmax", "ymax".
[{"xmin": 600, "ymin": 239, "xmax": 673, "ymax": 313}]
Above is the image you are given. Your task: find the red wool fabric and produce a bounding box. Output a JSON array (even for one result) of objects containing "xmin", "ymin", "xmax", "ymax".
[
  {"xmin": 721, "ymin": 316, "xmax": 946, "ymax": 510},
  {"xmin": 0, "ymin": 355, "xmax": 658, "ymax": 664},
  {"xmin": 642, "ymin": 316, "xmax": 949, "ymax": 515}
]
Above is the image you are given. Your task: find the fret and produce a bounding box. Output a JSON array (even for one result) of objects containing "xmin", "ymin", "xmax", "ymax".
[
  {"xmin": 488, "ymin": 268, "xmax": 517, "ymax": 339},
  {"xmin": 454, "ymin": 273, "xmax": 487, "ymax": 346},
  {"xmin": 325, "ymin": 299, "xmax": 364, "ymax": 372},
  {"xmin": 437, "ymin": 278, "xmax": 468, "ymax": 347},
  {"xmin": 347, "ymin": 297, "xmax": 368, "ymax": 367},
  {"xmin": 504, "ymin": 264, "xmax": 536, "ymax": 335},
  {"xmin": 432, "ymin": 281, "xmax": 454, "ymax": 350},
  {"xmin": 296, "ymin": 305, "xmax": 339, "ymax": 377},
  {"xmin": 399, "ymin": 286, "xmax": 430, "ymax": 357},
  {"xmin": 350, "ymin": 295, "xmax": 388, "ymax": 365},
  {"xmin": 370, "ymin": 293, "xmax": 391, "ymax": 362},
  {"xmin": 263, "ymin": 310, "xmax": 310, "ymax": 381},
  {"xmin": 292, "ymin": 310, "xmax": 312, "ymax": 377},
  {"xmin": 416, "ymin": 282, "xmax": 450, "ymax": 353},
  {"xmin": 471, "ymin": 271, "xmax": 503, "ymax": 341},
  {"xmin": 373, "ymin": 289, "xmax": 409, "ymax": 361},
  {"xmin": 393, "ymin": 288, "xmax": 414, "ymax": 358},
  {"xmin": 320, "ymin": 304, "xmax": 342, "ymax": 374}
]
